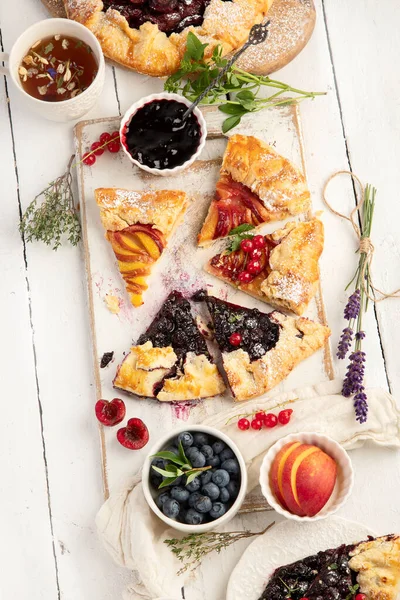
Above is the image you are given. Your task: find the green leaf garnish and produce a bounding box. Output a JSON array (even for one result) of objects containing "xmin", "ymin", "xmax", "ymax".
[
  {"xmin": 328, "ymin": 563, "xmax": 338, "ymax": 570},
  {"xmin": 229, "ymin": 224, "xmax": 255, "ymax": 235},
  {"xmin": 151, "ymin": 440, "xmax": 212, "ymax": 489},
  {"xmin": 152, "ymin": 465, "xmax": 183, "ymax": 478},
  {"xmin": 178, "ymin": 440, "xmax": 189, "ymax": 465},
  {"xmin": 185, "ymin": 31, "xmax": 208, "ymax": 62},
  {"xmin": 225, "ymin": 223, "xmax": 256, "ymax": 253},
  {"xmin": 151, "ymin": 451, "xmax": 186, "ymax": 466},
  {"xmin": 159, "ymin": 476, "xmax": 181, "ymax": 489}
]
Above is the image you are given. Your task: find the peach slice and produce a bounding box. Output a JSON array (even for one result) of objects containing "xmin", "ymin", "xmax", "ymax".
[
  {"xmin": 118, "ymin": 260, "xmax": 153, "ymax": 273},
  {"xmin": 135, "ymin": 231, "xmax": 161, "ymax": 260},
  {"xmin": 269, "ymin": 441, "xmax": 301, "ymax": 510}
]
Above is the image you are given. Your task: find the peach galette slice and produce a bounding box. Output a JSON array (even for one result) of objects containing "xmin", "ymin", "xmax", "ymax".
[
  {"xmin": 114, "ymin": 291, "xmax": 225, "ymax": 402},
  {"xmin": 194, "ymin": 291, "xmax": 330, "ymax": 401},
  {"xmin": 205, "ymin": 218, "xmax": 324, "ymax": 315},
  {"xmin": 198, "ymin": 134, "xmax": 311, "ymax": 246},
  {"xmin": 95, "ymin": 188, "xmax": 187, "ymax": 307}
]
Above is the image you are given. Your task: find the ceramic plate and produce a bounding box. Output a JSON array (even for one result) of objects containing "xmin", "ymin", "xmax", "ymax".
[{"xmin": 226, "ymin": 516, "xmax": 376, "ymax": 600}]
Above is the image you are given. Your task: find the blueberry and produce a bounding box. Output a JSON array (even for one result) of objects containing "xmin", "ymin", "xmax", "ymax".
[
  {"xmin": 150, "ymin": 471, "xmax": 163, "ymax": 488},
  {"xmin": 226, "ymin": 479, "xmax": 239, "ymax": 499},
  {"xmin": 170, "ymin": 486, "xmax": 190, "ymax": 503},
  {"xmin": 186, "ymin": 447, "xmax": 206, "ymax": 468},
  {"xmin": 188, "ymin": 492, "xmax": 202, "ymax": 508},
  {"xmin": 200, "ymin": 445, "xmax": 213, "ymax": 459},
  {"xmin": 177, "ymin": 506, "xmax": 187, "ymax": 523},
  {"xmin": 209, "ymin": 502, "xmax": 227, "ymax": 519},
  {"xmin": 193, "ymin": 495, "xmax": 212, "ymax": 514},
  {"xmin": 206, "ymin": 455, "xmax": 220, "ymax": 468},
  {"xmin": 192, "ymin": 432, "xmax": 209, "ymax": 447},
  {"xmin": 155, "ymin": 491, "xmax": 170, "ymax": 510},
  {"xmin": 219, "ymin": 487, "xmax": 230, "ymax": 503},
  {"xmin": 219, "ymin": 448, "xmax": 234, "ymax": 462},
  {"xmin": 201, "ymin": 482, "xmax": 220, "ymax": 501},
  {"xmin": 186, "ymin": 477, "xmax": 201, "ymax": 492},
  {"xmin": 184, "ymin": 508, "xmax": 204, "ymax": 525},
  {"xmin": 177, "ymin": 431, "xmax": 194, "ymax": 449},
  {"xmin": 165, "ymin": 445, "xmax": 178, "ymax": 455},
  {"xmin": 212, "ymin": 469, "xmax": 230, "ymax": 488},
  {"xmin": 162, "ymin": 497, "xmax": 180, "ymax": 519},
  {"xmin": 200, "ymin": 471, "xmax": 213, "ymax": 485},
  {"xmin": 152, "ymin": 458, "xmax": 166, "ymax": 469},
  {"xmin": 212, "ymin": 441, "xmax": 226, "ymax": 455},
  {"xmin": 221, "ymin": 459, "xmax": 240, "ymax": 478}
]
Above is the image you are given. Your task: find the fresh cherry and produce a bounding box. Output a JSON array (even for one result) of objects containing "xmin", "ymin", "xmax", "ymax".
[
  {"xmin": 251, "ymin": 418, "xmax": 263, "ymax": 430},
  {"xmin": 238, "ymin": 418, "xmax": 250, "ymax": 431},
  {"xmin": 238, "ymin": 271, "xmax": 253, "ymax": 284},
  {"xmin": 83, "ymin": 151, "xmax": 96, "ymax": 166},
  {"xmin": 252, "ymin": 235, "xmax": 266, "ymax": 249},
  {"xmin": 91, "ymin": 141, "xmax": 105, "ymax": 156},
  {"xmin": 247, "ymin": 259, "xmax": 262, "ymax": 275},
  {"xmin": 108, "ymin": 140, "xmax": 121, "ymax": 153},
  {"xmin": 99, "ymin": 132, "xmax": 112, "ymax": 145},
  {"xmin": 117, "ymin": 417, "xmax": 149, "ymax": 450},
  {"xmin": 95, "ymin": 398, "xmax": 126, "ymax": 426},
  {"xmin": 240, "ymin": 238, "xmax": 254, "ymax": 253},
  {"xmin": 278, "ymin": 408, "xmax": 293, "ymax": 425},
  {"xmin": 229, "ymin": 332, "xmax": 242, "ymax": 346},
  {"xmin": 355, "ymin": 595, "xmax": 366, "ymax": 600},
  {"xmin": 264, "ymin": 413, "xmax": 278, "ymax": 428},
  {"xmin": 250, "ymin": 247, "xmax": 262, "ymax": 259}
]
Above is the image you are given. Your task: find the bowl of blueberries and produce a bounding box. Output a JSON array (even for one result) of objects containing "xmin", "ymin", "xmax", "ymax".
[{"xmin": 142, "ymin": 425, "xmax": 248, "ymax": 532}]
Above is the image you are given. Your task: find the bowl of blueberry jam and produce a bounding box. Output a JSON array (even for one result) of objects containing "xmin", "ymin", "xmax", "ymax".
[
  {"xmin": 120, "ymin": 92, "xmax": 207, "ymax": 176},
  {"xmin": 142, "ymin": 425, "xmax": 247, "ymax": 532}
]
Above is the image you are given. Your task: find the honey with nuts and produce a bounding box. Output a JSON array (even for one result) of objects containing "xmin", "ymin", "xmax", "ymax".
[{"xmin": 18, "ymin": 35, "xmax": 98, "ymax": 102}]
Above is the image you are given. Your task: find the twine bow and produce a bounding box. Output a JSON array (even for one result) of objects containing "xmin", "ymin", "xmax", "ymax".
[{"xmin": 323, "ymin": 170, "xmax": 400, "ymax": 302}]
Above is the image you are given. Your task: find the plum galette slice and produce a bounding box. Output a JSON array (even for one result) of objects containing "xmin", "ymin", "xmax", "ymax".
[
  {"xmin": 194, "ymin": 291, "xmax": 330, "ymax": 401},
  {"xmin": 114, "ymin": 291, "xmax": 226, "ymax": 402},
  {"xmin": 198, "ymin": 134, "xmax": 311, "ymax": 246},
  {"xmin": 63, "ymin": 0, "xmax": 273, "ymax": 77},
  {"xmin": 205, "ymin": 218, "xmax": 324, "ymax": 315},
  {"xmin": 260, "ymin": 534, "xmax": 400, "ymax": 600},
  {"xmin": 95, "ymin": 187, "xmax": 187, "ymax": 307}
]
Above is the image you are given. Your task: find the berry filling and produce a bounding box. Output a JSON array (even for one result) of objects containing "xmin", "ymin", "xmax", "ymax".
[{"xmin": 103, "ymin": 0, "xmax": 231, "ymax": 35}]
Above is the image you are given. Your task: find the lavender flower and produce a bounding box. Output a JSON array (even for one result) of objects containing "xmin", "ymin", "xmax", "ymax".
[
  {"xmin": 337, "ymin": 327, "xmax": 353, "ymax": 359},
  {"xmin": 344, "ymin": 289, "xmax": 361, "ymax": 320},
  {"xmin": 355, "ymin": 330, "xmax": 366, "ymax": 340},
  {"xmin": 342, "ymin": 350, "xmax": 366, "ymax": 397},
  {"xmin": 354, "ymin": 391, "xmax": 368, "ymax": 424}
]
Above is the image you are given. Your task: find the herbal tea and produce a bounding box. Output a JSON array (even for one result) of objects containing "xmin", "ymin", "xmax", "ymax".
[{"xmin": 18, "ymin": 35, "xmax": 98, "ymax": 102}]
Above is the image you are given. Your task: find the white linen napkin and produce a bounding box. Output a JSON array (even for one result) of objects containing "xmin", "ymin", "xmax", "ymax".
[{"xmin": 96, "ymin": 380, "xmax": 400, "ymax": 600}]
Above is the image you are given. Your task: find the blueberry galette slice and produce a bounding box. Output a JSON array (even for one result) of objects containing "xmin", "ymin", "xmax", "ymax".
[
  {"xmin": 198, "ymin": 134, "xmax": 311, "ymax": 246},
  {"xmin": 260, "ymin": 534, "xmax": 400, "ymax": 600},
  {"xmin": 114, "ymin": 291, "xmax": 226, "ymax": 401},
  {"xmin": 205, "ymin": 218, "xmax": 324, "ymax": 315},
  {"xmin": 63, "ymin": 0, "xmax": 273, "ymax": 77},
  {"xmin": 194, "ymin": 291, "xmax": 330, "ymax": 401},
  {"xmin": 95, "ymin": 188, "xmax": 187, "ymax": 307}
]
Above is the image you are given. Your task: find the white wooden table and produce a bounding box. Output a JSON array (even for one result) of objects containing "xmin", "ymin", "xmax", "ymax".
[{"xmin": 1, "ymin": 2, "xmax": 400, "ymax": 598}]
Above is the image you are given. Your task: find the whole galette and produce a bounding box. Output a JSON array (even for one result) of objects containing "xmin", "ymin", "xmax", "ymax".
[{"xmin": 63, "ymin": 0, "xmax": 274, "ymax": 76}]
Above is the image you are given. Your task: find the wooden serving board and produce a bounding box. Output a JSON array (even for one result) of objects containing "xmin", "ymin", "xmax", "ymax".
[
  {"xmin": 74, "ymin": 104, "xmax": 333, "ymax": 512},
  {"xmin": 41, "ymin": 0, "xmax": 315, "ymax": 76}
]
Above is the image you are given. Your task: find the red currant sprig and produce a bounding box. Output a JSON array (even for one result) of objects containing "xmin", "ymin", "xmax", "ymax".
[
  {"xmin": 82, "ymin": 130, "xmax": 121, "ymax": 166},
  {"xmin": 237, "ymin": 234, "xmax": 267, "ymax": 283},
  {"xmin": 237, "ymin": 408, "xmax": 294, "ymax": 431}
]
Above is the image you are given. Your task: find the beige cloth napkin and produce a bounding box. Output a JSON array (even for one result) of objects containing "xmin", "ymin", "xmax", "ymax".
[{"xmin": 96, "ymin": 380, "xmax": 400, "ymax": 600}]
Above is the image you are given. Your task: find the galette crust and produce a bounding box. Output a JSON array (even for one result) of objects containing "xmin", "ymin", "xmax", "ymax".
[
  {"xmin": 349, "ymin": 535, "xmax": 400, "ymax": 600},
  {"xmin": 63, "ymin": 0, "xmax": 274, "ymax": 77},
  {"xmin": 221, "ymin": 310, "xmax": 330, "ymax": 401}
]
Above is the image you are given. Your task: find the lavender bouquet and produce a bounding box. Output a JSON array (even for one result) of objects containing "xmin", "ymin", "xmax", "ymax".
[{"xmin": 336, "ymin": 184, "xmax": 376, "ymax": 424}]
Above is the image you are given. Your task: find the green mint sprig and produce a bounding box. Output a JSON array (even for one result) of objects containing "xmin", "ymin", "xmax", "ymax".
[
  {"xmin": 226, "ymin": 223, "xmax": 255, "ymax": 253},
  {"xmin": 152, "ymin": 441, "xmax": 211, "ymax": 489},
  {"xmin": 164, "ymin": 32, "xmax": 326, "ymax": 133}
]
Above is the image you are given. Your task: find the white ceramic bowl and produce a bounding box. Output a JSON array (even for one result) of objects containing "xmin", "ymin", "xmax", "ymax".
[
  {"xmin": 119, "ymin": 92, "xmax": 207, "ymax": 176},
  {"xmin": 259, "ymin": 432, "xmax": 354, "ymax": 522},
  {"xmin": 0, "ymin": 18, "xmax": 105, "ymax": 122},
  {"xmin": 142, "ymin": 425, "xmax": 248, "ymax": 533}
]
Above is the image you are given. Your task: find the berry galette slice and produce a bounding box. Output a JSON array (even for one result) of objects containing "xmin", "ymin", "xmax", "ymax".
[
  {"xmin": 205, "ymin": 218, "xmax": 324, "ymax": 315},
  {"xmin": 95, "ymin": 188, "xmax": 187, "ymax": 307},
  {"xmin": 198, "ymin": 134, "xmax": 311, "ymax": 246},
  {"xmin": 260, "ymin": 534, "xmax": 400, "ymax": 600},
  {"xmin": 194, "ymin": 291, "xmax": 330, "ymax": 401},
  {"xmin": 114, "ymin": 291, "xmax": 226, "ymax": 401},
  {"xmin": 63, "ymin": 0, "xmax": 273, "ymax": 77}
]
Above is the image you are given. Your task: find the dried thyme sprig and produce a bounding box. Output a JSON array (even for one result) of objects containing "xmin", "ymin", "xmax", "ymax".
[
  {"xmin": 164, "ymin": 522, "xmax": 275, "ymax": 575},
  {"xmin": 19, "ymin": 155, "xmax": 81, "ymax": 250}
]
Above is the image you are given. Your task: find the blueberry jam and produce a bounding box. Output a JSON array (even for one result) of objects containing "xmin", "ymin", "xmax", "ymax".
[
  {"xmin": 137, "ymin": 291, "xmax": 209, "ymax": 361},
  {"xmin": 260, "ymin": 544, "xmax": 358, "ymax": 600},
  {"xmin": 124, "ymin": 99, "xmax": 201, "ymax": 170},
  {"xmin": 103, "ymin": 0, "xmax": 230, "ymax": 35},
  {"xmin": 193, "ymin": 291, "xmax": 280, "ymax": 361}
]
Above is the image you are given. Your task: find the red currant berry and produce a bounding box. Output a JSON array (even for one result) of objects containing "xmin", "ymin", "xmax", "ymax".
[
  {"xmin": 255, "ymin": 411, "xmax": 266, "ymax": 423},
  {"xmin": 264, "ymin": 413, "xmax": 278, "ymax": 428},
  {"xmin": 99, "ymin": 132, "xmax": 112, "ymax": 145},
  {"xmin": 107, "ymin": 140, "xmax": 121, "ymax": 153},
  {"xmin": 83, "ymin": 151, "xmax": 96, "ymax": 166},
  {"xmin": 110, "ymin": 130, "xmax": 120, "ymax": 140},
  {"xmin": 278, "ymin": 409, "xmax": 293, "ymax": 425},
  {"xmin": 240, "ymin": 238, "xmax": 254, "ymax": 253},
  {"xmin": 91, "ymin": 141, "xmax": 105, "ymax": 156},
  {"xmin": 252, "ymin": 235, "xmax": 266, "ymax": 249},
  {"xmin": 251, "ymin": 418, "xmax": 263, "ymax": 430},
  {"xmin": 238, "ymin": 271, "xmax": 253, "ymax": 284},
  {"xmin": 238, "ymin": 418, "xmax": 250, "ymax": 431},
  {"xmin": 355, "ymin": 595, "xmax": 366, "ymax": 600},
  {"xmin": 229, "ymin": 332, "xmax": 242, "ymax": 346},
  {"xmin": 247, "ymin": 259, "xmax": 262, "ymax": 275},
  {"xmin": 250, "ymin": 247, "xmax": 262, "ymax": 259}
]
